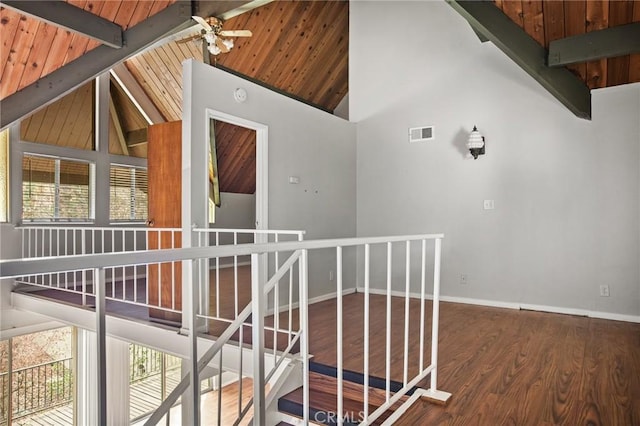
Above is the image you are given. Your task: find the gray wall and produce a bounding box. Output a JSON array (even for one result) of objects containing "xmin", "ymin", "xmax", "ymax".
[
  {"xmin": 351, "ymin": 1, "xmax": 640, "ymax": 317},
  {"xmin": 214, "ymin": 192, "xmax": 256, "ymax": 230},
  {"xmin": 184, "ymin": 61, "xmax": 357, "ymax": 299}
]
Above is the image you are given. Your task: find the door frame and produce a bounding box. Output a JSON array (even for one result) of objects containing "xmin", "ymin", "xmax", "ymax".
[{"xmin": 205, "ymin": 109, "xmax": 268, "ymax": 231}]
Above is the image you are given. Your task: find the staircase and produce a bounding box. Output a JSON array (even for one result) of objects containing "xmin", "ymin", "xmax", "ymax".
[{"xmin": 278, "ymin": 362, "xmax": 413, "ymax": 425}]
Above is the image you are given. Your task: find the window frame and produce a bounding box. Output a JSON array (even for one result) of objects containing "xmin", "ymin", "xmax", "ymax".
[
  {"xmin": 21, "ymin": 153, "xmax": 95, "ymax": 223},
  {"xmin": 9, "ymin": 74, "xmax": 148, "ymax": 226}
]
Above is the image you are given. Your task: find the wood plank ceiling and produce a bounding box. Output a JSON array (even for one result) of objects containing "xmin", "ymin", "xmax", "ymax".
[
  {"xmin": 493, "ymin": 0, "xmax": 640, "ymax": 89},
  {"xmin": 124, "ymin": 0, "xmax": 348, "ymax": 194},
  {"xmin": 0, "ymin": 0, "xmax": 176, "ymax": 100}
]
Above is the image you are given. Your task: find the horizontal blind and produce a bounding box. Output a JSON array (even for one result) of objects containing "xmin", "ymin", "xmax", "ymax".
[
  {"xmin": 110, "ymin": 166, "xmax": 148, "ymax": 221},
  {"xmin": 22, "ymin": 155, "xmax": 91, "ymax": 221}
]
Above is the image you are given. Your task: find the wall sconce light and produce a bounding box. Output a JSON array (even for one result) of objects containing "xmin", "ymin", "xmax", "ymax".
[{"xmin": 467, "ymin": 126, "xmax": 485, "ymax": 160}]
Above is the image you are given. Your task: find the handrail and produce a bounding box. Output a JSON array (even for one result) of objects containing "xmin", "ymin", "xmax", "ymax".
[
  {"xmin": 1, "ymin": 234, "xmax": 444, "ymax": 278},
  {"xmin": 17, "ymin": 225, "xmax": 180, "ymax": 231},
  {"xmin": 193, "ymin": 227, "xmax": 306, "ymax": 236},
  {"xmin": 143, "ymin": 250, "xmax": 303, "ymax": 426}
]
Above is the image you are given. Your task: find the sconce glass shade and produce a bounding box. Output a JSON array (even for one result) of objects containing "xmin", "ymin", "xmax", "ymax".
[{"xmin": 467, "ymin": 125, "xmax": 485, "ymax": 159}]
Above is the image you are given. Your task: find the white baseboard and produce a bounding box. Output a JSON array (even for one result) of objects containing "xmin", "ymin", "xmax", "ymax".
[
  {"xmin": 266, "ymin": 287, "xmax": 357, "ymax": 316},
  {"xmin": 356, "ymin": 287, "xmax": 640, "ymax": 323},
  {"xmin": 210, "ymin": 260, "xmax": 251, "ymax": 270}
]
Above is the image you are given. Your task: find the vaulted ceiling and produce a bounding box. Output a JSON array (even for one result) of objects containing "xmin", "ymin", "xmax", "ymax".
[
  {"xmin": 2, "ymin": 0, "xmax": 640, "ymax": 194},
  {"xmin": 493, "ymin": 0, "xmax": 640, "ymax": 89}
]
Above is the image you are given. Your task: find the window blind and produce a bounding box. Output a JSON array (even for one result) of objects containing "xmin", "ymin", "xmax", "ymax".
[
  {"xmin": 22, "ymin": 155, "xmax": 91, "ymax": 221},
  {"xmin": 109, "ymin": 166, "xmax": 148, "ymax": 221}
]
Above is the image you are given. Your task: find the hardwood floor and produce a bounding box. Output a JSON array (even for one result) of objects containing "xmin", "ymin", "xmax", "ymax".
[
  {"xmin": 19, "ymin": 267, "xmax": 640, "ymax": 424},
  {"xmin": 306, "ymin": 294, "xmax": 640, "ymax": 425}
]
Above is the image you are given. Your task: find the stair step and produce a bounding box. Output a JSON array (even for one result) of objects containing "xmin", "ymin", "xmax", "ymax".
[
  {"xmin": 278, "ymin": 371, "xmax": 408, "ymax": 425},
  {"xmin": 309, "ymin": 361, "xmax": 411, "ymax": 395}
]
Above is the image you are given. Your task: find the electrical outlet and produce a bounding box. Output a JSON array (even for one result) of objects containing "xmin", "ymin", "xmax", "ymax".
[
  {"xmin": 483, "ymin": 200, "xmax": 495, "ymax": 210},
  {"xmin": 329, "ymin": 270, "xmax": 334, "ymax": 281},
  {"xmin": 460, "ymin": 274, "xmax": 468, "ymax": 285},
  {"xmin": 599, "ymin": 285, "xmax": 610, "ymax": 297}
]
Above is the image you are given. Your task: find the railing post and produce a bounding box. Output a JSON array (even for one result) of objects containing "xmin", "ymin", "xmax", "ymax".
[
  {"xmin": 430, "ymin": 238, "xmax": 441, "ymax": 392},
  {"xmin": 95, "ymin": 267, "xmax": 107, "ymax": 426},
  {"xmin": 299, "ymin": 249, "xmax": 310, "ymax": 425},
  {"xmin": 188, "ymin": 258, "xmax": 200, "ymax": 426},
  {"xmin": 250, "ymin": 252, "xmax": 265, "ymax": 424},
  {"xmin": 336, "ymin": 246, "xmax": 343, "ymax": 426},
  {"xmin": 423, "ymin": 237, "xmax": 450, "ymax": 404}
]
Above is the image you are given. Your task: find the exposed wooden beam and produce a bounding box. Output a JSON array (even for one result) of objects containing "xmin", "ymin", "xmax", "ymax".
[
  {"xmin": 473, "ymin": 27, "xmax": 489, "ymax": 43},
  {"xmin": 126, "ymin": 128, "xmax": 148, "ymax": 147},
  {"xmin": 548, "ymin": 22, "xmax": 640, "ymax": 67},
  {"xmin": 2, "ymin": 0, "xmax": 123, "ymax": 48},
  {"xmin": 110, "ymin": 64, "xmax": 165, "ymax": 125},
  {"xmin": 108, "ymin": 96, "xmax": 130, "ymax": 156},
  {"xmin": 195, "ymin": 0, "xmax": 269, "ymax": 20},
  {"xmin": 447, "ymin": 0, "xmax": 591, "ymax": 120},
  {"xmin": 0, "ymin": 2, "xmax": 194, "ymax": 131}
]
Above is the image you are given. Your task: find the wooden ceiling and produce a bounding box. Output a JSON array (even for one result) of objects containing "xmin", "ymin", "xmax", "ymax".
[
  {"xmin": 0, "ymin": 0, "xmax": 176, "ymax": 100},
  {"xmin": 125, "ymin": 0, "xmax": 349, "ymax": 117},
  {"xmin": 215, "ymin": 0, "xmax": 349, "ymax": 112},
  {"xmin": 493, "ymin": 0, "xmax": 640, "ymax": 89},
  {"xmin": 214, "ymin": 120, "xmax": 256, "ymax": 194},
  {"xmin": 123, "ymin": 1, "xmax": 348, "ymax": 194},
  {"xmin": 19, "ymin": 78, "xmax": 147, "ymax": 158}
]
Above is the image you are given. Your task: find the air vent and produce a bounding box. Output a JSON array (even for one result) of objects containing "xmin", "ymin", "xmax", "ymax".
[{"xmin": 409, "ymin": 126, "xmax": 434, "ymax": 143}]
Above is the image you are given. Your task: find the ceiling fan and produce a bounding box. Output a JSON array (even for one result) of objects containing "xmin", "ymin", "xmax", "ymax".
[{"xmin": 177, "ymin": 16, "xmax": 252, "ymax": 55}]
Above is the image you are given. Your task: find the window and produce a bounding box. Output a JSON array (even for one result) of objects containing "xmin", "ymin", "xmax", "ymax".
[
  {"xmin": 22, "ymin": 155, "xmax": 93, "ymax": 222},
  {"xmin": 109, "ymin": 165, "xmax": 148, "ymax": 221}
]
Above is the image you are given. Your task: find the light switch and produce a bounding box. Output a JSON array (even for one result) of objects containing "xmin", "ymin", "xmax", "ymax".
[
  {"xmin": 483, "ymin": 200, "xmax": 495, "ymax": 210},
  {"xmin": 289, "ymin": 176, "xmax": 300, "ymax": 184}
]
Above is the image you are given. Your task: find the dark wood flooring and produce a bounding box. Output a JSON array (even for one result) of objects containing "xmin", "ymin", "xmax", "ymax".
[
  {"xmin": 18, "ymin": 268, "xmax": 640, "ymax": 425},
  {"xmin": 306, "ymin": 295, "xmax": 640, "ymax": 426}
]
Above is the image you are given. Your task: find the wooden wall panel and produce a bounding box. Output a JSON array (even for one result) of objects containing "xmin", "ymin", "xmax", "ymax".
[
  {"xmin": 630, "ymin": 1, "xmax": 640, "ymax": 83},
  {"xmin": 521, "ymin": 0, "xmax": 545, "ymax": 46},
  {"xmin": 495, "ymin": 0, "xmax": 639, "ymax": 90},
  {"xmin": 147, "ymin": 121, "xmax": 182, "ymax": 322},
  {"xmin": 606, "ymin": 0, "xmax": 634, "ymax": 87},
  {"xmin": 20, "ymin": 82, "xmax": 94, "ymax": 150},
  {"xmin": 502, "ymin": 0, "xmax": 525, "ymax": 28},
  {"xmin": 564, "ymin": 1, "xmax": 587, "ymax": 81},
  {"xmin": 585, "ymin": 0, "xmax": 609, "ymax": 88},
  {"xmin": 543, "ymin": 1, "xmax": 565, "ymax": 47}
]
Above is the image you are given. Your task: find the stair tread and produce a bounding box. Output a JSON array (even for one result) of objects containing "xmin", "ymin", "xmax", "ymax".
[{"xmin": 279, "ymin": 372, "xmax": 408, "ymax": 424}]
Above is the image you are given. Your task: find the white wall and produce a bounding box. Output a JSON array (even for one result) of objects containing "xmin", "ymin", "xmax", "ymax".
[
  {"xmin": 351, "ymin": 1, "xmax": 640, "ymax": 317},
  {"xmin": 184, "ymin": 60, "xmax": 357, "ymax": 299}
]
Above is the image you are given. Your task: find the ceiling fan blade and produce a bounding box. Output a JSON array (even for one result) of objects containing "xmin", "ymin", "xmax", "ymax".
[
  {"xmin": 175, "ymin": 33, "xmax": 203, "ymax": 44},
  {"xmin": 192, "ymin": 15, "xmax": 213, "ymax": 32},
  {"xmin": 219, "ymin": 30, "xmax": 253, "ymax": 37},
  {"xmin": 215, "ymin": 37, "xmax": 230, "ymax": 53}
]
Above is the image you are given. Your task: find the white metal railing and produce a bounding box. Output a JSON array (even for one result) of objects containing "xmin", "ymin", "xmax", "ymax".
[
  {"xmin": 194, "ymin": 227, "xmax": 304, "ymax": 325},
  {"xmin": 2, "ymin": 232, "xmax": 447, "ymax": 425},
  {"xmin": 16, "ymin": 226, "xmax": 304, "ymax": 318}
]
